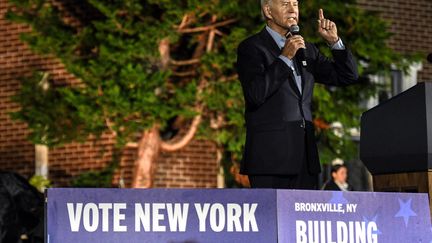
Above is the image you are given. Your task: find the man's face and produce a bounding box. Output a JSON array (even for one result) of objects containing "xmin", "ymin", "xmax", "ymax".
[{"xmin": 267, "ymin": 0, "xmax": 299, "ymax": 29}]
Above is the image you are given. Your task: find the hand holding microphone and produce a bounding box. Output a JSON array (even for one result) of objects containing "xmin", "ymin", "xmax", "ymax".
[
  {"xmin": 281, "ymin": 27, "xmax": 306, "ymax": 60},
  {"xmin": 281, "ymin": 8, "xmax": 339, "ymax": 67},
  {"xmin": 282, "ymin": 25, "xmax": 307, "ymax": 67}
]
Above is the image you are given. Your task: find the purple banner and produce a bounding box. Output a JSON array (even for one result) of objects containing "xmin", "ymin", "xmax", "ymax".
[
  {"xmin": 277, "ymin": 190, "xmax": 432, "ymax": 243},
  {"xmin": 46, "ymin": 188, "xmax": 431, "ymax": 243},
  {"xmin": 46, "ymin": 188, "xmax": 277, "ymax": 243}
]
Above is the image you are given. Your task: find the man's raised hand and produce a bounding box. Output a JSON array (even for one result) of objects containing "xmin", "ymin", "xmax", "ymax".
[{"xmin": 317, "ymin": 9, "xmax": 339, "ymax": 45}]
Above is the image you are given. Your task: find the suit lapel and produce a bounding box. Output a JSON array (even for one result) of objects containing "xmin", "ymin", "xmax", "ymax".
[
  {"xmin": 258, "ymin": 27, "xmax": 301, "ymax": 99},
  {"xmin": 258, "ymin": 27, "xmax": 281, "ymax": 59}
]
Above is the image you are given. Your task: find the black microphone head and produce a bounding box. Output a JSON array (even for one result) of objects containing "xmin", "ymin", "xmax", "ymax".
[
  {"xmin": 289, "ymin": 25, "xmax": 300, "ymax": 35},
  {"xmin": 427, "ymin": 53, "xmax": 432, "ymax": 63}
]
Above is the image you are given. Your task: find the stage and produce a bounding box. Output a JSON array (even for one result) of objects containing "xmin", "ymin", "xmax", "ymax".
[{"xmin": 46, "ymin": 188, "xmax": 431, "ymax": 243}]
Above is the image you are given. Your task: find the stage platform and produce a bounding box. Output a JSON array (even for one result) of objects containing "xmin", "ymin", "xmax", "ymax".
[{"xmin": 45, "ymin": 188, "xmax": 431, "ymax": 243}]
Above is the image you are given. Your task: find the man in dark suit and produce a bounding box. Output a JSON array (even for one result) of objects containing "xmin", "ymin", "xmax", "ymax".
[{"xmin": 236, "ymin": 0, "xmax": 359, "ymax": 189}]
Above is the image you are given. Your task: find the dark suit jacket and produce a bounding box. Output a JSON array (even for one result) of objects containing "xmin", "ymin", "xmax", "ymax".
[
  {"xmin": 322, "ymin": 180, "xmax": 354, "ymax": 191},
  {"xmin": 236, "ymin": 27, "xmax": 359, "ymax": 175}
]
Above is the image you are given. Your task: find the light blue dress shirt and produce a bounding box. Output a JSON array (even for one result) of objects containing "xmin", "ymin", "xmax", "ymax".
[{"xmin": 265, "ymin": 25, "xmax": 345, "ymax": 94}]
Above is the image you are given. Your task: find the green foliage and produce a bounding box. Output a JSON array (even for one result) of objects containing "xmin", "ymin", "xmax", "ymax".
[
  {"xmin": 70, "ymin": 162, "xmax": 116, "ymax": 188},
  {"xmin": 29, "ymin": 174, "xmax": 51, "ymax": 192},
  {"xmin": 70, "ymin": 149, "xmax": 121, "ymax": 187},
  {"xmin": 6, "ymin": 0, "xmax": 417, "ymax": 187}
]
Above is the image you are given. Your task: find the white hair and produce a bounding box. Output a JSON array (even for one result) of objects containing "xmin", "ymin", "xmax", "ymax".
[
  {"xmin": 260, "ymin": 0, "xmax": 272, "ymax": 20},
  {"xmin": 260, "ymin": 0, "xmax": 272, "ymax": 7}
]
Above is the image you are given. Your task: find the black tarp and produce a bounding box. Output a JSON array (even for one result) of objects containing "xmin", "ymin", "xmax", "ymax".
[{"xmin": 0, "ymin": 172, "xmax": 44, "ymax": 243}]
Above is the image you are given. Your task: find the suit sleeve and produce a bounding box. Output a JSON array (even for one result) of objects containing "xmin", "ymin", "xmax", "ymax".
[
  {"xmin": 236, "ymin": 41, "xmax": 292, "ymax": 108},
  {"xmin": 311, "ymin": 42, "xmax": 359, "ymax": 86}
]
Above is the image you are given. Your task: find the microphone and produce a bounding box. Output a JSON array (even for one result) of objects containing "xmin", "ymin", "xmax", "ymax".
[
  {"xmin": 285, "ymin": 25, "xmax": 307, "ymax": 67},
  {"xmin": 427, "ymin": 53, "xmax": 432, "ymax": 64}
]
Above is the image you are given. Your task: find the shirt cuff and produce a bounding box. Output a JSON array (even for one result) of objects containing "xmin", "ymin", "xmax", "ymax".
[
  {"xmin": 329, "ymin": 38, "xmax": 345, "ymax": 50},
  {"xmin": 278, "ymin": 55, "xmax": 295, "ymax": 69}
]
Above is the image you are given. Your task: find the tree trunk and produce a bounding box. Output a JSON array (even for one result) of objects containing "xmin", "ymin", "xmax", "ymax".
[
  {"xmin": 130, "ymin": 110, "xmax": 202, "ymax": 188},
  {"xmin": 130, "ymin": 28, "xmax": 209, "ymax": 188},
  {"xmin": 131, "ymin": 125, "xmax": 161, "ymax": 188},
  {"xmin": 35, "ymin": 144, "xmax": 49, "ymax": 178}
]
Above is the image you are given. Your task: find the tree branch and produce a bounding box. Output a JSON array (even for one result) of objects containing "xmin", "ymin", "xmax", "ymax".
[
  {"xmin": 176, "ymin": 13, "xmax": 195, "ymax": 30},
  {"xmin": 177, "ymin": 18, "xmax": 237, "ymax": 33},
  {"xmin": 159, "ymin": 106, "xmax": 202, "ymax": 152},
  {"xmin": 159, "ymin": 78, "xmax": 207, "ymax": 152},
  {"xmin": 206, "ymin": 15, "xmax": 218, "ymax": 53},
  {"xmin": 159, "ymin": 38, "xmax": 170, "ymax": 69},
  {"xmin": 170, "ymin": 58, "xmax": 200, "ymax": 66},
  {"xmin": 172, "ymin": 70, "xmax": 197, "ymax": 77}
]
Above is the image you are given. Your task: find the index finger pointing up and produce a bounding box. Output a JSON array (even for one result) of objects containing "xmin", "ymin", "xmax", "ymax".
[{"xmin": 319, "ymin": 8, "xmax": 325, "ymax": 20}]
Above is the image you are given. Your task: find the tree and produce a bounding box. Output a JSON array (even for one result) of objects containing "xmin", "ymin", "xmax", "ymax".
[{"xmin": 5, "ymin": 0, "xmax": 415, "ymax": 187}]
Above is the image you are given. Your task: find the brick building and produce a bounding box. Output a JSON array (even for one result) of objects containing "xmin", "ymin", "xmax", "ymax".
[
  {"xmin": 0, "ymin": 0, "xmax": 219, "ymax": 188},
  {"xmin": 358, "ymin": 0, "xmax": 432, "ymax": 84},
  {"xmin": 0, "ymin": 0, "xmax": 430, "ymax": 188},
  {"xmin": 349, "ymin": 0, "xmax": 432, "ymax": 190}
]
